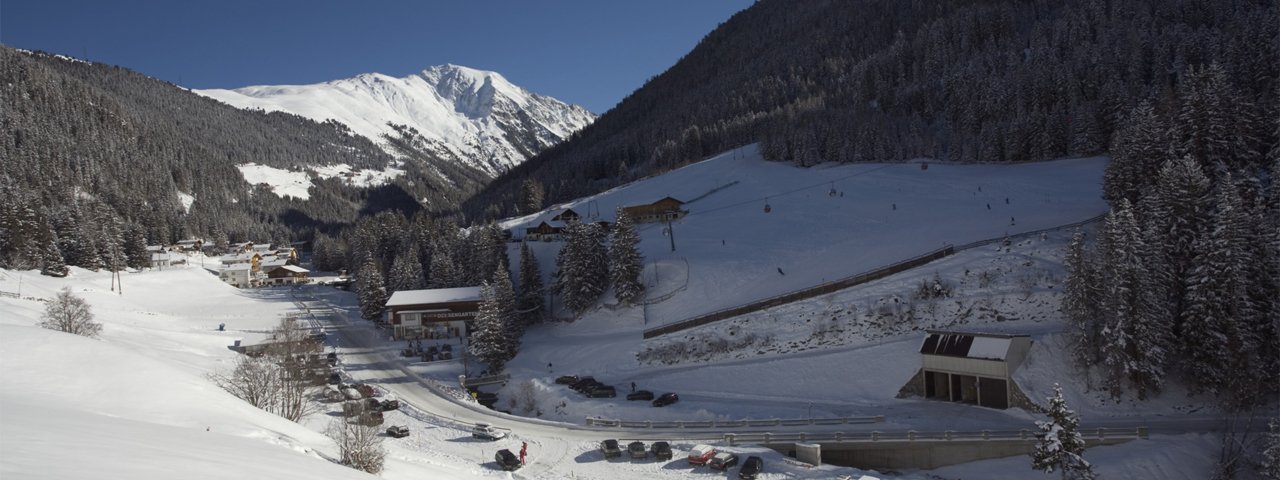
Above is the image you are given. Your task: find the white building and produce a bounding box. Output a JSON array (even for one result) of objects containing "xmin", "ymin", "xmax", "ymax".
[{"xmin": 918, "ymin": 330, "xmax": 1032, "ymax": 409}]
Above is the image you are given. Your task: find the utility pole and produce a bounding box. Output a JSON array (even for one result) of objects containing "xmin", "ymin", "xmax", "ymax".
[{"xmin": 665, "ymin": 217, "xmax": 676, "ymax": 252}]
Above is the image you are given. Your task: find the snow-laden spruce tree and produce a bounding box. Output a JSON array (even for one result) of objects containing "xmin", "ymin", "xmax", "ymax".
[
  {"xmin": 1098, "ymin": 199, "xmax": 1168, "ymax": 399},
  {"xmin": 517, "ymin": 242, "xmax": 545, "ymax": 325},
  {"xmin": 1103, "ymin": 100, "xmax": 1170, "ymax": 204},
  {"xmin": 388, "ymin": 246, "xmax": 424, "ymax": 294},
  {"xmin": 1032, "ymin": 383, "xmax": 1095, "ymax": 480},
  {"xmin": 40, "ymin": 287, "xmax": 101, "ymax": 337},
  {"xmin": 492, "ymin": 266, "xmax": 521, "ymax": 347},
  {"xmin": 1061, "ymin": 231, "xmax": 1101, "ymax": 374},
  {"xmin": 609, "ymin": 208, "xmax": 645, "ymax": 306},
  {"xmin": 355, "ymin": 256, "xmax": 388, "ymax": 321},
  {"xmin": 1146, "ymin": 155, "xmax": 1210, "ymax": 336},
  {"xmin": 40, "ymin": 236, "xmax": 68, "ymax": 277},
  {"xmin": 469, "ymin": 277, "xmax": 518, "ymax": 373},
  {"xmin": 428, "ymin": 240, "xmax": 459, "ymax": 289},
  {"xmin": 1181, "ymin": 178, "xmax": 1261, "ymax": 405},
  {"xmin": 554, "ymin": 221, "xmax": 608, "ymax": 316}
]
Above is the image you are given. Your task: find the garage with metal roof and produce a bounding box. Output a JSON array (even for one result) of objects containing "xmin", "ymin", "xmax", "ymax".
[{"xmin": 918, "ymin": 330, "xmax": 1032, "ymax": 409}]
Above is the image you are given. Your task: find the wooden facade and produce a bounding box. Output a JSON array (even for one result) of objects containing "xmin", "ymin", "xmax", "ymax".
[
  {"xmin": 621, "ymin": 197, "xmax": 687, "ymax": 223},
  {"xmin": 384, "ymin": 287, "xmax": 482, "ymax": 340}
]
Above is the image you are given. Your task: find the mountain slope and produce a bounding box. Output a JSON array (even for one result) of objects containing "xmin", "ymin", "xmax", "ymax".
[
  {"xmin": 197, "ymin": 65, "xmax": 596, "ymax": 177},
  {"xmin": 463, "ymin": 0, "xmax": 1276, "ymax": 219}
]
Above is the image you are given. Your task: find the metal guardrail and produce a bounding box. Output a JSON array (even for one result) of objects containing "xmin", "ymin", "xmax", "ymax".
[
  {"xmin": 642, "ymin": 213, "xmax": 1108, "ymax": 339},
  {"xmin": 0, "ymin": 291, "xmax": 19, "ymax": 299},
  {"xmin": 460, "ymin": 373, "xmax": 510, "ymax": 387},
  {"xmin": 586, "ymin": 415, "xmax": 885, "ymax": 429},
  {"xmin": 722, "ymin": 426, "xmax": 1148, "ymax": 446}
]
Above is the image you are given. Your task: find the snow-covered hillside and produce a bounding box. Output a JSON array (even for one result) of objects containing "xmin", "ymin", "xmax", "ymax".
[{"xmin": 197, "ymin": 65, "xmax": 596, "ymax": 176}]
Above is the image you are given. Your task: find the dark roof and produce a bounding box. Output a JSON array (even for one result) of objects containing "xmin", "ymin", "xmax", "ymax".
[{"xmin": 919, "ymin": 330, "xmax": 1028, "ymax": 361}]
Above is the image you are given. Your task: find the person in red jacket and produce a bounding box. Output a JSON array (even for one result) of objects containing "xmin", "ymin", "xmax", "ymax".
[{"xmin": 520, "ymin": 442, "xmax": 528, "ymax": 464}]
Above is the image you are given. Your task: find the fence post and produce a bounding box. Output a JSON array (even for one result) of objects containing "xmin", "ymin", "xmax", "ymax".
[
  {"xmin": 1097, "ymin": 427, "xmax": 1105, "ymax": 440},
  {"xmin": 871, "ymin": 431, "xmax": 880, "ymax": 441},
  {"xmin": 1137, "ymin": 426, "xmax": 1148, "ymax": 439},
  {"xmin": 982, "ymin": 430, "xmax": 990, "ymax": 440},
  {"xmin": 908, "ymin": 430, "xmax": 916, "ymax": 441},
  {"xmin": 1020, "ymin": 429, "xmax": 1028, "ymax": 440},
  {"xmin": 835, "ymin": 432, "xmax": 844, "ymax": 442},
  {"xmin": 726, "ymin": 434, "xmax": 736, "ymax": 446}
]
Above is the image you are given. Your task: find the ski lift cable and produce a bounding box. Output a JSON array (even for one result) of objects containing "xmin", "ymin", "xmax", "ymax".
[{"xmin": 688, "ymin": 164, "xmax": 895, "ymax": 218}]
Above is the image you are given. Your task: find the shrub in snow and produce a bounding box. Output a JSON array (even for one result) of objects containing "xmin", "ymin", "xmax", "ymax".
[
  {"xmin": 39, "ymin": 287, "xmax": 101, "ymax": 338},
  {"xmin": 327, "ymin": 419, "xmax": 384, "ymax": 474}
]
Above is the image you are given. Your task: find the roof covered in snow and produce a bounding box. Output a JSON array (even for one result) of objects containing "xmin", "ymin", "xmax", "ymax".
[
  {"xmin": 919, "ymin": 330, "xmax": 1028, "ymax": 361},
  {"xmin": 386, "ymin": 287, "xmax": 482, "ymax": 307}
]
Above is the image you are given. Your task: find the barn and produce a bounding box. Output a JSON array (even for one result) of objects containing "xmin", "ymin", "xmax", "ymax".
[{"xmin": 918, "ymin": 330, "xmax": 1032, "ymax": 410}]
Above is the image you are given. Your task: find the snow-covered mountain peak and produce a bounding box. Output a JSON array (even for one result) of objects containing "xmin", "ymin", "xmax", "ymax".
[{"xmin": 195, "ymin": 64, "xmax": 595, "ymax": 177}]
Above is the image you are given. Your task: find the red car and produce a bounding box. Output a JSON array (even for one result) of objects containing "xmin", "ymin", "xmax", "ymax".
[{"xmin": 687, "ymin": 444, "xmax": 716, "ymax": 466}]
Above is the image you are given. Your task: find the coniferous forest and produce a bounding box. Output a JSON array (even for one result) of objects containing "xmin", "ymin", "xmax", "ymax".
[{"xmin": 466, "ymin": 0, "xmax": 1276, "ymax": 220}]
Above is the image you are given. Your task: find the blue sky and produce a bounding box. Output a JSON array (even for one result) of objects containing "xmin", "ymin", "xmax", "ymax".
[{"xmin": 0, "ymin": 0, "xmax": 753, "ymax": 113}]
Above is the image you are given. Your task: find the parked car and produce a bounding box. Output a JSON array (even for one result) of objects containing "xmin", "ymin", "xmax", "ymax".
[
  {"xmin": 494, "ymin": 449, "xmax": 521, "ymax": 471},
  {"xmin": 600, "ymin": 439, "xmax": 622, "ymax": 458},
  {"xmin": 625, "ymin": 390, "xmax": 654, "ymax": 401},
  {"xmin": 709, "ymin": 452, "xmax": 739, "ymax": 471},
  {"xmin": 652, "ymin": 392, "xmax": 679, "ymax": 407},
  {"xmin": 627, "ymin": 441, "xmax": 647, "ymax": 459},
  {"xmin": 586, "ymin": 385, "xmax": 617, "ymax": 398},
  {"xmin": 327, "ymin": 372, "xmax": 342, "ymax": 385},
  {"xmin": 554, "ymin": 375, "xmax": 580, "ymax": 385},
  {"xmin": 385, "ymin": 425, "xmax": 409, "ymax": 438},
  {"xmin": 650, "ymin": 441, "xmax": 673, "ymax": 461},
  {"xmin": 326, "ymin": 352, "xmax": 338, "ymax": 366},
  {"xmin": 738, "ymin": 455, "xmax": 763, "ymax": 479},
  {"xmin": 687, "ymin": 444, "xmax": 716, "ymax": 466},
  {"xmin": 471, "ymin": 423, "xmax": 506, "ymax": 441},
  {"xmin": 379, "ymin": 399, "xmax": 400, "ymax": 411},
  {"xmin": 569, "ymin": 376, "xmax": 598, "ymax": 392},
  {"xmin": 366, "ymin": 398, "xmax": 384, "ymax": 411}
]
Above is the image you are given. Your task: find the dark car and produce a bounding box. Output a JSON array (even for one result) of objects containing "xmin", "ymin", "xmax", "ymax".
[
  {"xmin": 327, "ymin": 372, "xmax": 342, "ymax": 385},
  {"xmin": 554, "ymin": 375, "xmax": 580, "ymax": 385},
  {"xmin": 738, "ymin": 455, "xmax": 763, "ymax": 479},
  {"xmin": 569, "ymin": 376, "xmax": 598, "ymax": 392},
  {"xmin": 650, "ymin": 441, "xmax": 673, "ymax": 461},
  {"xmin": 586, "ymin": 385, "xmax": 617, "ymax": 398},
  {"xmin": 495, "ymin": 449, "xmax": 521, "ymax": 471},
  {"xmin": 652, "ymin": 392, "xmax": 679, "ymax": 407},
  {"xmin": 379, "ymin": 399, "xmax": 400, "ymax": 411},
  {"xmin": 627, "ymin": 441, "xmax": 647, "ymax": 459},
  {"xmin": 626, "ymin": 390, "xmax": 654, "ymax": 401},
  {"xmin": 709, "ymin": 452, "xmax": 739, "ymax": 471},
  {"xmin": 385, "ymin": 425, "xmax": 409, "ymax": 438},
  {"xmin": 326, "ymin": 352, "xmax": 338, "ymax": 366},
  {"xmin": 600, "ymin": 439, "xmax": 622, "ymax": 458}
]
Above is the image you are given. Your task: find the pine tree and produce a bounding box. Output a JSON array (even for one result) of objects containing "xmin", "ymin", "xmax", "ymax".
[
  {"xmin": 40, "ymin": 237, "xmax": 68, "ymax": 277},
  {"xmin": 1061, "ymin": 232, "xmax": 1102, "ymax": 373},
  {"xmin": 517, "ymin": 242, "xmax": 545, "ymax": 325},
  {"xmin": 1032, "ymin": 384, "xmax": 1095, "ymax": 480},
  {"xmin": 609, "ymin": 208, "xmax": 645, "ymax": 306},
  {"xmin": 123, "ymin": 223, "xmax": 149, "ymax": 269},
  {"xmin": 1103, "ymin": 101, "xmax": 1169, "ymax": 204},
  {"xmin": 553, "ymin": 221, "xmax": 608, "ymax": 316},
  {"xmin": 1146, "ymin": 156, "xmax": 1210, "ymax": 338},
  {"xmin": 1180, "ymin": 180, "xmax": 1257, "ymax": 404},
  {"xmin": 388, "ymin": 247, "xmax": 425, "ymax": 294},
  {"xmin": 469, "ymin": 279, "xmax": 518, "ymax": 373},
  {"xmin": 428, "ymin": 244, "xmax": 458, "ymax": 289},
  {"xmin": 519, "ymin": 179, "xmax": 544, "ymax": 215},
  {"xmin": 356, "ymin": 256, "xmax": 388, "ymax": 321},
  {"xmin": 1097, "ymin": 200, "xmax": 1142, "ymax": 398},
  {"xmin": 492, "ymin": 266, "xmax": 520, "ymax": 346}
]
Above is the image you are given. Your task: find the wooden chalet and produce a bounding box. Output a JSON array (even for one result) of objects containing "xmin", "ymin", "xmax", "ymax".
[{"xmin": 621, "ymin": 197, "xmax": 687, "ymax": 223}]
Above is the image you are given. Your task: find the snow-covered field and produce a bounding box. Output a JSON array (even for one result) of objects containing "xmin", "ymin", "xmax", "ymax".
[{"xmin": 0, "ymin": 148, "xmax": 1230, "ymax": 479}]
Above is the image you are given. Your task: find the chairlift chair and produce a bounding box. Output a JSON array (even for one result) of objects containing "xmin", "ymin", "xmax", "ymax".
[{"xmin": 763, "ymin": 197, "xmax": 772, "ymax": 213}]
